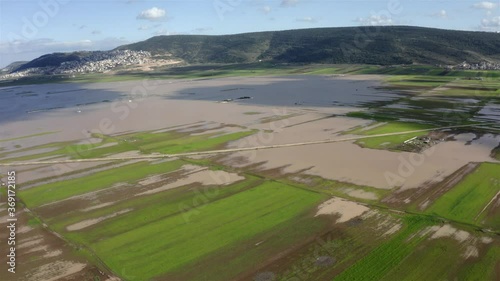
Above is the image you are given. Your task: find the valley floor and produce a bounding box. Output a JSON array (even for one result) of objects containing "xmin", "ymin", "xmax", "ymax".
[{"xmin": 0, "ymin": 71, "xmax": 499, "ymax": 280}]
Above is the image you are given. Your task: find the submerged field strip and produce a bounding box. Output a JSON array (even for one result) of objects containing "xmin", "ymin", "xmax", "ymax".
[{"xmin": 1, "ymin": 122, "xmax": 495, "ymax": 167}]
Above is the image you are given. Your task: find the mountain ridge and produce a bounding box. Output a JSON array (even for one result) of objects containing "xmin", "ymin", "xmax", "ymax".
[
  {"xmin": 115, "ymin": 26, "xmax": 500, "ymax": 65},
  {"xmin": 5, "ymin": 26, "xmax": 500, "ymax": 77}
]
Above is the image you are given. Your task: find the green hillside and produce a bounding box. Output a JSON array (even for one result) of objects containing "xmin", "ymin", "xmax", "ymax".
[{"xmin": 117, "ymin": 26, "xmax": 500, "ymax": 65}]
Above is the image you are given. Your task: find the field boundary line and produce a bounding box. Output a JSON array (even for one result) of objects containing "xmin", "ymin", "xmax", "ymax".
[{"xmin": 475, "ymin": 190, "xmax": 500, "ymax": 221}]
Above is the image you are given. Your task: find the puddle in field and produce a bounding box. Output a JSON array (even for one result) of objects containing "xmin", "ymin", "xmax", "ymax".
[
  {"xmin": 39, "ymin": 182, "xmax": 129, "ymax": 208},
  {"xmin": 81, "ymin": 202, "xmax": 116, "ymax": 212},
  {"xmin": 26, "ymin": 261, "xmax": 86, "ymax": 281},
  {"xmin": 315, "ymin": 197, "xmax": 369, "ymax": 223},
  {"xmin": 66, "ymin": 208, "xmax": 133, "ymax": 231},
  {"xmin": 18, "ymin": 237, "xmax": 44, "ymax": 249},
  {"xmin": 428, "ymin": 224, "xmax": 470, "ymax": 243},
  {"xmin": 339, "ymin": 188, "xmax": 378, "ymax": 200},
  {"xmin": 137, "ymin": 165, "xmax": 244, "ymax": 196},
  {"xmin": 463, "ymin": 246, "xmax": 479, "ymax": 259}
]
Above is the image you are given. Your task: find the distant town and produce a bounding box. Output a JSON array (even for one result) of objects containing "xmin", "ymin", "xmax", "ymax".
[
  {"xmin": 0, "ymin": 50, "xmax": 152, "ymax": 79},
  {"xmin": 2, "ymin": 49, "xmax": 500, "ymax": 81},
  {"xmin": 447, "ymin": 61, "xmax": 500, "ymax": 71}
]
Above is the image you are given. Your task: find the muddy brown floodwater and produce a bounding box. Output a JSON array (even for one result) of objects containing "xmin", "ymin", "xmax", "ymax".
[{"xmin": 1, "ymin": 75, "xmax": 499, "ymax": 280}]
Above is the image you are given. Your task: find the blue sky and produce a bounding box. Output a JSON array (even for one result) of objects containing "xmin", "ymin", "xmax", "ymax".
[{"xmin": 0, "ymin": 0, "xmax": 499, "ymax": 67}]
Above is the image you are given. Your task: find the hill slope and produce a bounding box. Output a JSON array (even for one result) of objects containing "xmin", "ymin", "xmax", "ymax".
[
  {"xmin": 5, "ymin": 26, "xmax": 500, "ymax": 77},
  {"xmin": 116, "ymin": 26, "xmax": 500, "ymax": 65}
]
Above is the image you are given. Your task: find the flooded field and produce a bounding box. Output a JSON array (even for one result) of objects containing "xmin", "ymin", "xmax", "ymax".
[{"xmin": 1, "ymin": 74, "xmax": 499, "ymax": 280}]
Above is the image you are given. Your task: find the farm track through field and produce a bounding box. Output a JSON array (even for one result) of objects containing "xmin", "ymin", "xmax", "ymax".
[{"xmin": 1, "ymin": 122, "xmax": 496, "ymax": 167}]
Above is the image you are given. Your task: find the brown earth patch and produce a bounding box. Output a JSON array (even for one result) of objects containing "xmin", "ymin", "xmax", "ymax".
[{"xmin": 0, "ymin": 205, "xmax": 115, "ymax": 281}]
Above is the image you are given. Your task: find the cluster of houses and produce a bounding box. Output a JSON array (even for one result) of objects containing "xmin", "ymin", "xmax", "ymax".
[
  {"xmin": 1, "ymin": 50, "xmax": 152, "ymax": 79},
  {"xmin": 446, "ymin": 61, "xmax": 500, "ymax": 71}
]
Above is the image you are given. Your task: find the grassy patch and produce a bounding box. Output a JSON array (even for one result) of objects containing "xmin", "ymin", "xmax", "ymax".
[
  {"xmin": 259, "ymin": 113, "xmax": 300, "ymax": 124},
  {"xmin": 1, "ymin": 129, "xmax": 256, "ymax": 163},
  {"xmin": 19, "ymin": 160, "xmax": 185, "ymax": 208},
  {"xmin": 346, "ymin": 122, "xmax": 432, "ymax": 135},
  {"xmin": 92, "ymin": 181, "xmax": 324, "ymax": 280},
  {"xmin": 381, "ymin": 238, "xmax": 462, "ymax": 281},
  {"xmin": 334, "ymin": 216, "xmax": 435, "ymax": 281},
  {"xmin": 140, "ymin": 130, "xmax": 256, "ymax": 154},
  {"xmin": 243, "ymin": 111, "xmax": 263, "ymax": 115},
  {"xmin": 345, "ymin": 121, "xmax": 433, "ymax": 150},
  {"xmin": 458, "ymin": 246, "xmax": 500, "ymax": 281},
  {"xmin": 383, "ymin": 75, "xmax": 455, "ymax": 89},
  {"xmin": 425, "ymin": 162, "xmax": 500, "ymax": 228},
  {"xmin": 58, "ymin": 175, "xmax": 263, "ymax": 243},
  {"xmin": 168, "ymin": 207, "xmax": 329, "ymax": 281}
]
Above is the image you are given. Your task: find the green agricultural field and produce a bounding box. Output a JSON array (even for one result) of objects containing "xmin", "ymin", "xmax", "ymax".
[
  {"xmin": 344, "ymin": 121, "xmax": 433, "ymax": 150},
  {"xmin": 167, "ymin": 206, "xmax": 330, "ymax": 281},
  {"xmin": 90, "ymin": 181, "xmax": 324, "ymax": 280},
  {"xmin": 425, "ymin": 162, "xmax": 500, "ymax": 229},
  {"xmin": 136, "ymin": 130, "xmax": 256, "ymax": 154},
  {"xmin": 383, "ymin": 75, "xmax": 455, "ymax": 89},
  {"xmin": 0, "ymin": 128, "xmax": 256, "ymax": 163},
  {"xmin": 458, "ymin": 246, "xmax": 500, "ymax": 281},
  {"xmin": 381, "ymin": 238, "xmax": 463, "ymax": 281},
  {"xmin": 19, "ymin": 160, "xmax": 186, "ymax": 207},
  {"xmin": 334, "ymin": 216, "xmax": 434, "ymax": 281},
  {"xmin": 55, "ymin": 175, "xmax": 264, "ymax": 242},
  {"xmin": 431, "ymin": 79, "xmax": 500, "ymax": 98}
]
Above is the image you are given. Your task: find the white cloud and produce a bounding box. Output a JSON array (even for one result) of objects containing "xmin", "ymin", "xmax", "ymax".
[
  {"xmin": 296, "ymin": 17, "xmax": 317, "ymax": 23},
  {"xmin": 138, "ymin": 25, "xmax": 150, "ymax": 30},
  {"xmin": 355, "ymin": 15, "xmax": 394, "ymax": 26},
  {"xmin": 431, "ymin": 10, "xmax": 448, "ymax": 19},
  {"xmin": 281, "ymin": 0, "xmax": 298, "ymax": 7},
  {"xmin": 260, "ymin": 6, "xmax": 272, "ymax": 14},
  {"xmin": 481, "ymin": 16, "xmax": 500, "ymax": 30},
  {"xmin": 137, "ymin": 7, "xmax": 166, "ymax": 21},
  {"xmin": 472, "ymin": 1, "xmax": 498, "ymax": 10}
]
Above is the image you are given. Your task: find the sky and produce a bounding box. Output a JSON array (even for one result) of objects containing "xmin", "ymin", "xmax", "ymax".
[{"xmin": 0, "ymin": 0, "xmax": 499, "ymax": 67}]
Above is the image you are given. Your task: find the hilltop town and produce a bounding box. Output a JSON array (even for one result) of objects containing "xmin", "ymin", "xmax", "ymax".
[{"xmin": 1, "ymin": 50, "xmax": 153, "ymax": 79}]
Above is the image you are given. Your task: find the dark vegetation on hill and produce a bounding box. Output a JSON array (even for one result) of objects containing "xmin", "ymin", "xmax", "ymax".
[
  {"xmin": 14, "ymin": 52, "xmax": 90, "ymax": 72},
  {"xmin": 8, "ymin": 26, "xmax": 500, "ymax": 73},
  {"xmin": 117, "ymin": 26, "xmax": 500, "ymax": 65}
]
